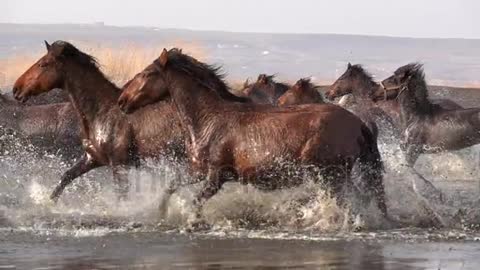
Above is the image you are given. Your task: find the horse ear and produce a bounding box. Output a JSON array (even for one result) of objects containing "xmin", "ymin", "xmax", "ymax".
[
  {"xmin": 243, "ymin": 78, "xmax": 250, "ymax": 88},
  {"xmin": 44, "ymin": 40, "xmax": 51, "ymax": 51},
  {"xmin": 158, "ymin": 48, "xmax": 169, "ymax": 68},
  {"xmin": 258, "ymin": 74, "xmax": 267, "ymax": 84},
  {"xmin": 347, "ymin": 62, "xmax": 352, "ymax": 69}
]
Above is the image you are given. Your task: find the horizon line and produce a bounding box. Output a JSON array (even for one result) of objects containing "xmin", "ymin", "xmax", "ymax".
[{"xmin": 1, "ymin": 21, "xmax": 479, "ymax": 41}]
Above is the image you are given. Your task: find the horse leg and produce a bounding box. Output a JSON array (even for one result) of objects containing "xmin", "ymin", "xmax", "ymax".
[
  {"xmin": 50, "ymin": 154, "xmax": 99, "ymax": 202},
  {"xmin": 402, "ymin": 146, "xmax": 446, "ymax": 227},
  {"xmin": 192, "ymin": 167, "xmax": 228, "ymax": 221},
  {"xmin": 321, "ymin": 165, "xmax": 350, "ymax": 207},
  {"xmin": 112, "ymin": 166, "xmax": 130, "ymax": 201},
  {"xmin": 158, "ymin": 173, "xmax": 205, "ymax": 219},
  {"xmin": 404, "ymin": 145, "xmax": 444, "ymax": 203}
]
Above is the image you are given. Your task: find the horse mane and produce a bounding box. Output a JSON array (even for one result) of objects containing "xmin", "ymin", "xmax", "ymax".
[
  {"xmin": 399, "ymin": 63, "xmax": 433, "ymax": 114},
  {"xmin": 349, "ymin": 64, "xmax": 375, "ymax": 83},
  {"xmin": 257, "ymin": 74, "xmax": 275, "ymax": 83},
  {"xmin": 341, "ymin": 64, "xmax": 378, "ymax": 97},
  {"xmin": 165, "ymin": 48, "xmax": 249, "ymax": 103},
  {"xmin": 296, "ymin": 77, "xmax": 320, "ymax": 91},
  {"xmin": 50, "ymin": 41, "xmax": 118, "ymax": 90}
]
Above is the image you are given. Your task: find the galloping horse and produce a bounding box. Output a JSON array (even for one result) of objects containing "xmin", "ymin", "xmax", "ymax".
[
  {"xmin": 0, "ymin": 94, "xmax": 81, "ymax": 161},
  {"xmin": 373, "ymin": 63, "xmax": 480, "ymax": 167},
  {"xmin": 12, "ymin": 41, "xmax": 186, "ymax": 201},
  {"xmin": 277, "ymin": 78, "xmax": 324, "ymax": 106},
  {"xmin": 325, "ymin": 64, "xmax": 462, "ymax": 200},
  {"xmin": 242, "ymin": 74, "xmax": 290, "ymax": 105},
  {"xmin": 325, "ymin": 63, "xmax": 462, "ymax": 128},
  {"xmin": 117, "ymin": 48, "xmax": 387, "ymax": 220}
]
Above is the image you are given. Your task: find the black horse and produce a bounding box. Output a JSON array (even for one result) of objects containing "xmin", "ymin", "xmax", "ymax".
[{"xmin": 375, "ymin": 63, "xmax": 480, "ymax": 167}]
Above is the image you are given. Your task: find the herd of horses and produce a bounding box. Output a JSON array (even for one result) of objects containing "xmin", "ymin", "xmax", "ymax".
[{"xmin": 5, "ymin": 40, "xmax": 480, "ymax": 226}]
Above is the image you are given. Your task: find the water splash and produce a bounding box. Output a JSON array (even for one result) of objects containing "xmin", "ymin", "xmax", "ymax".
[{"xmin": 1, "ymin": 131, "xmax": 480, "ymax": 240}]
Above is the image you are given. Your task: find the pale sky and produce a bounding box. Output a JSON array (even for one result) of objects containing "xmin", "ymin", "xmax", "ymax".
[{"xmin": 2, "ymin": 0, "xmax": 479, "ymax": 39}]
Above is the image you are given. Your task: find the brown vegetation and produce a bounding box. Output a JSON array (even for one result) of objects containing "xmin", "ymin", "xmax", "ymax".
[{"xmin": 0, "ymin": 40, "xmax": 207, "ymax": 90}]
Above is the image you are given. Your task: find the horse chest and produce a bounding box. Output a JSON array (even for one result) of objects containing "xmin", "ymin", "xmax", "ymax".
[{"xmin": 81, "ymin": 122, "xmax": 126, "ymax": 164}]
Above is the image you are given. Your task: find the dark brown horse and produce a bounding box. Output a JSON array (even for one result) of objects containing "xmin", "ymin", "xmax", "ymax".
[
  {"xmin": 373, "ymin": 63, "xmax": 480, "ymax": 167},
  {"xmin": 277, "ymin": 78, "xmax": 324, "ymax": 106},
  {"xmin": 12, "ymin": 40, "xmax": 186, "ymax": 202},
  {"xmin": 117, "ymin": 48, "xmax": 387, "ymax": 220},
  {"xmin": 0, "ymin": 93, "xmax": 81, "ymax": 160},
  {"xmin": 242, "ymin": 74, "xmax": 290, "ymax": 104},
  {"xmin": 325, "ymin": 63, "xmax": 462, "ymax": 126}
]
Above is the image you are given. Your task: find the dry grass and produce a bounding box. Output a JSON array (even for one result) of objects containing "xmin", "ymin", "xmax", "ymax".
[{"xmin": 0, "ymin": 40, "xmax": 208, "ymax": 90}]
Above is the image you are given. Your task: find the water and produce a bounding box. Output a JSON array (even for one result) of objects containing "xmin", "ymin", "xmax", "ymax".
[
  {"xmin": 2, "ymin": 231, "xmax": 480, "ymax": 270},
  {"xmin": 1, "ymin": 25, "xmax": 480, "ymax": 268},
  {"xmin": 1, "ymin": 132, "xmax": 480, "ymax": 269}
]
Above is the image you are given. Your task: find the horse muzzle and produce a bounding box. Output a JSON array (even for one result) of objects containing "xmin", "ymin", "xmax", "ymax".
[{"xmin": 12, "ymin": 87, "xmax": 30, "ymax": 103}]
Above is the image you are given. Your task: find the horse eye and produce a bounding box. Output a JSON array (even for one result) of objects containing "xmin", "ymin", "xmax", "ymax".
[{"xmin": 39, "ymin": 62, "xmax": 49, "ymax": 68}]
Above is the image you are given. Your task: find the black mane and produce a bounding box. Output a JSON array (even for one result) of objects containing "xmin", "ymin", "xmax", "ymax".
[
  {"xmin": 166, "ymin": 48, "xmax": 249, "ymax": 103},
  {"xmin": 50, "ymin": 40, "xmax": 117, "ymax": 89},
  {"xmin": 296, "ymin": 77, "xmax": 320, "ymax": 90},
  {"xmin": 350, "ymin": 64, "xmax": 376, "ymax": 84},
  {"xmin": 397, "ymin": 63, "xmax": 433, "ymax": 114}
]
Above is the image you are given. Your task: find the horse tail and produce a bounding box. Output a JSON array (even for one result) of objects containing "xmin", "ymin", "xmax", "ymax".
[{"xmin": 358, "ymin": 122, "xmax": 387, "ymax": 217}]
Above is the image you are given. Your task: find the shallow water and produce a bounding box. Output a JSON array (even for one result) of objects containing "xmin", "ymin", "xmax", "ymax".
[
  {"xmin": 1, "ymin": 132, "xmax": 480, "ymax": 269},
  {"xmin": 2, "ymin": 230, "xmax": 480, "ymax": 270}
]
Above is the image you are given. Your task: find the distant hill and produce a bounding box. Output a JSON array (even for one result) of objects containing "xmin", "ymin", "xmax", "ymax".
[{"xmin": 1, "ymin": 23, "xmax": 479, "ymax": 87}]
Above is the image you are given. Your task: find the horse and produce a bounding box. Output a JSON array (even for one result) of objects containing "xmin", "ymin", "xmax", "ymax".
[
  {"xmin": 277, "ymin": 78, "xmax": 324, "ymax": 106},
  {"xmin": 242, "ymin": 74, "xmax": 290, "ymax": 105},
  {"xmin": 372, "ymin": 63, "xmax": 480, "ymax": 168},
  {"xmin": 117, "ymin": 48, "xmax": 387, "ymax": 221},
  {"xmin": 12, "ymin": 40, "xmax": 187, "ymax": 202},
  {"xmin": 325, "ymin": 64, "xmax": 459, "ymax": 202},
  {"xmin": 325, "ymin": 63, "xmax": 462, "ymax": 126},
  {"xmin": 0, "ymin": 93, "xmax": 82, "ymax": 161}
]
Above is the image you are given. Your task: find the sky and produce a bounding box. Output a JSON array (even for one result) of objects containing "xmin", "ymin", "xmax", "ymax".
[{"xmin": 2, "ymin": 0, "xmax": 479, "ymax": 39}]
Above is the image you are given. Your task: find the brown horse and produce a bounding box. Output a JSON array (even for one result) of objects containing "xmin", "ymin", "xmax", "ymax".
[
  {"xmin": 373, "ymin": 63, "xmax": 480, "ymax": 167},
  {"xmin": 277, "ymin": 78, "xmax": 324, "ymax": 106},
  {"xmin": 242, "ymin": 74, "xmax": 290, "ymax": 104},
  {"xmin": 117, "ymin": 48, "xmax": 387, "ymax": 220},
  {"xmin": 0, "ymin": 93, "xmax": 81, "ymax": 161},
  {"xmin": 12, "ymin": 40, "xmax": 186, "ymax": 202}
]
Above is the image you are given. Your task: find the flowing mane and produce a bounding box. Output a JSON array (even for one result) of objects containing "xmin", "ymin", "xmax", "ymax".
[
  {"xmin": 397, "ymin": 63, "xmax": 430, "ymax": 105},
  {"xmin": 259, "ymin": 74, "xmax": 290, "ymax": 89},
  {"xmin": 296, "ymin": 77, "xmax": 320, "ymax": 91},
  {"xmin": 349, "ymin": 64, "xmax": 376, "ymax": 84},
  {"xmin": 391, "ymin": 62, "xmax": 437, "ymax": 117},
  {"xmin": 348, "ymin": 64, "xmax": 379, "ymax": 97},
  {"xmin": 49, "ymin": 41, "xmax": 119, "ymax": 90},
  {"xmin": 163, "ymin": 48, "xmax": 249, "ymax": 102}
]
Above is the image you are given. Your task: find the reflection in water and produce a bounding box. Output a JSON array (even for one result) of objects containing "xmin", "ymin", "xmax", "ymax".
[{"xmin": 2, "ymin": 231, "xmax": 479, "ymax": 269}]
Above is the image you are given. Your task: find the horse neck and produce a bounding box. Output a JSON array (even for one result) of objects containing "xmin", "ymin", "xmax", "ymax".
[
  {"xmin": 397, "ymin": 77, "xmax": 434, "ymax": 127},
  {"xmin": 63, "ymin": 62, "xmax": 121, "ymax": 124},
  {"xmin": 352, "ymin": 77, "xmax": 378, "ymax": 102},
  {"xmin": 168, "ymin": 72, "xmax": 225, "ymax": 142}
]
